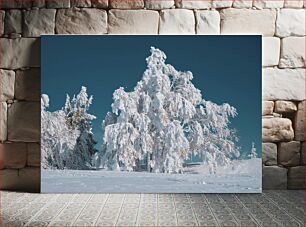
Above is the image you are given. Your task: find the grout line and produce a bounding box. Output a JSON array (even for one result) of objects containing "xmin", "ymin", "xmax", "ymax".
[
  {"xmin": 262, "ymin": 192, "xmax": 304, "ymax": 225},
  {"xmin": 155, "ymin": 193, "xmax": 158, "ymax": 226},
  {"xmin": 157, "ymin": 9, "xmax": 161, "ymax": 34},
  {"xmin": 23, "ymin": 194, "xmax": 60, "ymax": 226},
  {"xmin": 47, "ymin": 194, "xmax": 77, "ymax": 226},
  {"xmin": 234, "ymin": 194, "xmax": 270, "ymax": 227},
  {"xmin": 156, "ymin": 193, "xmax": 159, "ymax": 226},
  {"xmin": 268, "ymin": 190, "xmax": 304, "ymax": 212},
  {"xmin": 70, "ymin": 194, "xmax": 93, "ymax": 226},
  {"xmin": 54, "ymin": 9, "xmax": 58, "ymax": 34},
  {"xmin": 134, "ymin": 194, "xmax": 141, "ymax": 226},
  {"xmin": 193, "ymin": 9, "xmax": 197, "ymax": 34},
  {"xmin": 14, "ymin": 193, "xmax": 30, "ymax": 204},
  {"xmin": 187, "ymin": 194, "xmax": 199, "ymax": 226},
  {"xmin": 216, "ymin": 194, "xmax": 241, "ymax": 226},
  {"xmin": 234, "ymin": 194, "xmax": 263, "ymax": 226},
  {"xmin": 172, "ymin": 194, "xmax": 179, "ymax": 227},
  {"xmin": 136, "ymin": 194, "xmax": 143, "ymax": 226},
  {"xmin": 114, "ymin": 193, "xmax": 126, "ymax": 226},
  {"xmin": 12, "ymin": 192, "xmax": 28, "ymax": 204},
  {"xmin": 93, "ymin": 194, "xmax": 110, "ymax": 226},
  {"xmin": 254, "ymin": 199, "xmax": 284, "ymax": 226},
  {"xmin": 201, "ymin": 194, "xmax": 220, "ymax": 227}
]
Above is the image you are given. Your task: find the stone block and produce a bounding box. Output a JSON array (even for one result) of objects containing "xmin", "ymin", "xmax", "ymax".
[
  {"xmin": 262, "ymin": 37, "xmax": 280, "ymax": 66},
  {"xmin": 276, "ymin": 9, "xmax": 305, "ymax": 37},
  {"xmin": 0, "ymin": 0, "xmax": 32, "ymax": 9},
  {"xmin": 212, "ymin": 0, "xmax": 233, "ymax": 8},
  {"xmin": 274, "ymin": 101, "xmax": 297, "ymax": 113},
  {"xmin": 294, "ymin": 101, "xmax": 305, "ymax": 141},
  {"xmin": 15, "ymin": 69, "xmax": 41, "ymax": 101},
  {"xmin": 56, "ymin": 8, "xmax": 107, "ymax": 34},
  {"xmin": 263, "ymin": 68, "xmax": 305, "ymax": 101},
  {"xmin": 23, "ymin": 9, "xmax": 56, "ymax": 37},
  {"xmin": 27, "ymin": 143, "xmax": 40, "ymax": 167},
  {"xmin": 288, "ymin": 166, "xmax": 304, "ymax": 189},
  {"xmin": 19, "ymin": 167, "xmax": 40, "ymax": 192},
  {"xmin": 195, "ymin": 10, "xmax": 220, "ymax": 34},
  {"xmin": 109, "ymin": 0, "xmax": 144, "ymax": 8},
  {"xmin": 253, "ymin": 0, "xmax": 284, "ymax": 8},
  {"xmin": 263, "ymin": 166, "xmax": 287, "ymax": 189},
  {"xmin": 284, "ymin": 0, "xmax": 304, "ymax": 8},
  {"xmin": 0, "ymin": 38, "xmax": 40, "ymax": 69},
  {"xmin": 220, "ymin": 9, "xmax": 276, "ymax": 36},
  {"xmin": 159, "ymin": 9, "xmax": 195, "ymax": 34},
  {"xmin": 46, "ymin": 0, "xmax": 70, "ymax": 8},
  {"xmin": 0, "ymin": 143, "xmax": 27, "ymax": 169},
  {"xmin": 71, "ymin": 0, "xmax": 92, "ymax": 7},
  {"xmin": 145, "ymin": 0, "xmax": 175, "ymax": 9},
  {"xmin": 262, "ymin": 118, "xmax": 294, "ymax": 142},
  {"xmin": 0, "ymin": 102, "xmax": 7, "ymax": 142},
  {"xmin": 8, "ymin": 102, "xmax": 40, "ymax": 142},
  {"xmin": 280, "ymin": 37, "xmax": 305, "ymax": 68},
  {"xmin": 279, "ymin": 141, "xmax": 301, "ymax": 167},
  {"xmin": 0, "ymin": 169, "xmax": 18, "ymax": 190},
  {"xmin": 0, "ymin": 168, "xmax": 40, "ymax": 192},
  {"xmin": 232, "ymin": 0, "xmax": 253, "ymax": 8},
  {"xmin": 0, "ymin": 69, "xmax": 15, "ymax": 102},
  {"xmin": 108, "ymin": 10, "xmax": 159, "ymax": 34},
  {"xmin": 262, "ymin": 143, "xmax": 277, "ymax": 165},
  {"xmin": 32, "ymin": 0, "xmax": 46, "ymax": 8},
  {"xmin": 175, "ymin": 0, "xmax": 212, "ymax": 9},
  {"xmin": 91, "ymin": 0, "xmax": 108, "ymax": 8},
  {"xmin": 4, "ymin": 9, "xmax": 22, "ymax": 34},
  {"xmin": 262, "ymin": 101, "xmax": 274, "ymax": 115}
]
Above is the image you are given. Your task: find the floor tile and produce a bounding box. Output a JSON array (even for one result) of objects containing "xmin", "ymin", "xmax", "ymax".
[{"xmin": 0, "ymin": 190, "xmax": 304, "ymax": 227}]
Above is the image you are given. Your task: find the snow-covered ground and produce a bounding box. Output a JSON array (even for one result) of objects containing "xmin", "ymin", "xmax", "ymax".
[{"xmin": 41, "ymin": 158, "xmax": 262, "ymax": 193}]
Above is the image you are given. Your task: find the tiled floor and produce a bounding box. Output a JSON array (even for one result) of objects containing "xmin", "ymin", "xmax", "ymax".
[{"xmin": 1, "ymin": 190, "xmax": 304, "ymax": 226}]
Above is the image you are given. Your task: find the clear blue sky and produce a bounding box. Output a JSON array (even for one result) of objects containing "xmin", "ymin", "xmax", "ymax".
[{"xmin": 42, "ymin": 35, "xmax": 262, "ymax": 157}]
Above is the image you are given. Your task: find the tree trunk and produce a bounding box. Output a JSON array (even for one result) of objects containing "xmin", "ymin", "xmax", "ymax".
[{"xmin": 147, "ymin": 153, "xmax": 152, "ymax": 172}]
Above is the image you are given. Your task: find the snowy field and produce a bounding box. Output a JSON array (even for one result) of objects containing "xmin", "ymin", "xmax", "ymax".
[{"xmin": 41, "ymin": 158, "xmax": 261, "ymax": 193}]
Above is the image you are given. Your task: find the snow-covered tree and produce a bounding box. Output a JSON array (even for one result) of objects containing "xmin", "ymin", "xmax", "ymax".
[
  {"xmin": 41, "ymin": 94, "xmax": 80, "ymax": 169},
  {"xmin": 63, "ymin": 86, "xmax": 98, "ymax": 169},
  {"xmin": 41, "ymin": 87, "xmax": 97, "ymax": 170},
  {"xmin": 98, "ymin": 47, "xmax": 240, "ymax": 174},
  {"xmin": 248, "ymin": 142, "xmax": 257, "ymax": 159}
]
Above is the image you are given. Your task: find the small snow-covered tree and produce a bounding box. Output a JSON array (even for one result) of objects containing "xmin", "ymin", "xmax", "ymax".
[
  {"xmin": 41, "ymin": 94, "xmax": 80, "ymax": 169},
  {"xmin": 99, "ymin": 47, "xmax": 240, "ymax": 173},
  {"xmin": 248, "ymin": 142, "xmax": 257, "ymax": 159},
  {"xmin": 41, "ymin": 86, "xmax": 97, "ymax": 170},
  {"xmin": 63, "ymin": 86, "xmax": 98, "ymax": 169}
]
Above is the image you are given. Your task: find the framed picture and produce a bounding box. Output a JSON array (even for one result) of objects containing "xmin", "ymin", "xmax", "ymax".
[{"xmin": 41, "ymin": 35, "xmax": 262, "ymax": 193}]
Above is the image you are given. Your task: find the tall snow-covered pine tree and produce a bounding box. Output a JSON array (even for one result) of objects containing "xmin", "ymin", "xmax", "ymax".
[{"xmin": 64, "ymin": 86, "xmax": 98, "ymax": 169}]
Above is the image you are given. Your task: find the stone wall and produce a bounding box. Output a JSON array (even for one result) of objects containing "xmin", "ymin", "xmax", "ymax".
[{"xmin": 0, "ymin": 0, "xmax": 305, "ymax": 192}]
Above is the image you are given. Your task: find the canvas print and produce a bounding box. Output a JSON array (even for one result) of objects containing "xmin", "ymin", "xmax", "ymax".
[{"xmin": 41, "ymin": 36, "xmax": 262, "ymax": 193}]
